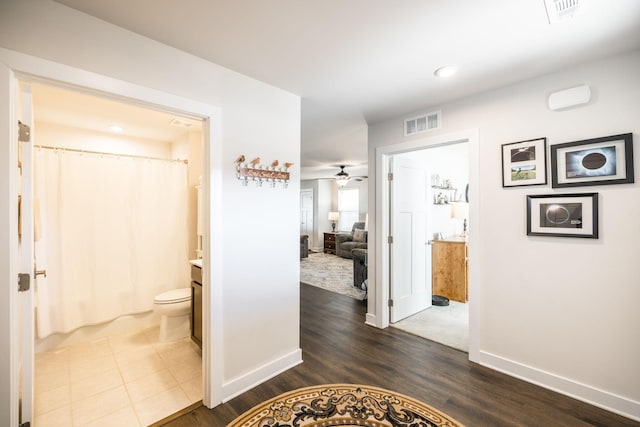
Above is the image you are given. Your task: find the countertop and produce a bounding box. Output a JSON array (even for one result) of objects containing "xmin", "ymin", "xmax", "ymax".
[{"xmin": 189, "ymin": 258, "xmax": 202, "ymax": 268}]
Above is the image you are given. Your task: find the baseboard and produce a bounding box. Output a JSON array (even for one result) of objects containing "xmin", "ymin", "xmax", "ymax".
[
  {"xmin": 365, "ymin": 313, "xmax": 377, "ymax": 327},
  {"xmin": 221, "ymin": 348, "xmax": 303, "ymax": 403},
  {"xmin": 479, "ymin": 350, "xmax": 640, "ymax": 422}
]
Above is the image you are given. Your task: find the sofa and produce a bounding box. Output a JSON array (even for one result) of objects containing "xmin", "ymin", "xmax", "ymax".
[
  {"xmin": 336, "ymin": 222, "xmax": 367, "ymax": 258},
  {"xmin": 352, "ymin": 248, "xmax": 367, "ymax": 289},
  {"xmin": 300, "ymin": 235, "xmax": 309, "ymax": 258}
]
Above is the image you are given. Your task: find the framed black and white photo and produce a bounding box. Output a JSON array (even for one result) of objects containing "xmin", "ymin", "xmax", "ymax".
[
  {"xmin": 526, "ymin": 193, "xmax": 598, "ymax": 238},
  {"xmin": 502, "ymin": 138, "xmax": 547, "ymax": 187},
  {"xmin": 551, "ymin": 133, "xmax": 634, "ymax": 188}
]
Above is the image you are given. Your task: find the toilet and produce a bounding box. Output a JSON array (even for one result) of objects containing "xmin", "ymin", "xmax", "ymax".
[{"xmin": 153, "ymin": 288, "xmax": 192, "ymax": 342}]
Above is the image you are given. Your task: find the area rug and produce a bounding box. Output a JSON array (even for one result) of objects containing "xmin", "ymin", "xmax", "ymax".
[
  {"xmin": 300, "ymin": 252, "xmax": 365, "ymax": 300},
  {"xmin": 228, "ymin": 383, "xmax": 463, "ymax": 427}
]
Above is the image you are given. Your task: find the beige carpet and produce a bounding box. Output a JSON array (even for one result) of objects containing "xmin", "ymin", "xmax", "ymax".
[
  {"xmin": 300, "ymin": 252, "xmax": 366, "ymax": 300},
  {"xmin": 227, "ymin": 383, "xmax": 464, "ymax": 427},
  {"xmin": 391, "ymin": 301, "xmax": 469, "ymax": 352}
]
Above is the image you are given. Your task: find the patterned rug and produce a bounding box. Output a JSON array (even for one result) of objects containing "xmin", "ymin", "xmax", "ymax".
[
  {"xmin": 228, "ymin": 384, "xmax": 464, "ymax": 427},
  {"xmin": 300, "ymin": 252, "xmax": 365, "ymax": 300}
]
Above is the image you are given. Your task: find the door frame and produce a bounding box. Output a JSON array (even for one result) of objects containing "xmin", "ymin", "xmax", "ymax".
[
  {"xmin": 372, "ymin": 128, "xmax": 480, "ymax": 362},
  {"xmin": 0, "ymin": 47, "xmax": 224, "ymax": 426}
]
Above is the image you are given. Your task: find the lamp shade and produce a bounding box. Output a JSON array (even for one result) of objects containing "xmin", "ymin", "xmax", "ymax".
[
  {"xmin": 450, "ymin": 202, "xmax": 469, "ymax": 219},
  {"xmin": 328, "ymin": 212, "xmax": 339, "ymax": 222}
]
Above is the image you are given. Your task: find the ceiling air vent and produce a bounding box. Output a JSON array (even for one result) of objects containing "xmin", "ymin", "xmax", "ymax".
[
  {"xmin": 169, "ymin": 118, "xmax": 193, "ymax": 128},
  {"xmin": 544, "ymin": 0, "xmax": 580, "ymax": 24},
  {"xmin": 404, "ymin": 111, "xmax": 441, "ymax": 136}
]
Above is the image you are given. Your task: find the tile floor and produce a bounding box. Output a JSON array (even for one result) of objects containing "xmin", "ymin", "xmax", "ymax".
[{"xmin": 34, "ymin": 326, "xmax": 202, "ymax": 427}]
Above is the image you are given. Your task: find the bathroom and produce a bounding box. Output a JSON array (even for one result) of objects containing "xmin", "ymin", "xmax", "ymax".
[{"xmin": 30, "ymin": 82, "xmax": 205, "ymax": 426}]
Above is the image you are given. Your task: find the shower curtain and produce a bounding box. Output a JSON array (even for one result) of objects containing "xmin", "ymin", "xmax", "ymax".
[{"xmin": 34, "ymin": 148, "xmax": 189, "ymax": 338}]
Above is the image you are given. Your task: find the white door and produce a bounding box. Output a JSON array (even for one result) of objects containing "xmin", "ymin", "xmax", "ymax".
[
  {"xmin": 300, "ymin": 189, "xmax": 313, "ymax": 242},
  {"xmin": 18, "ymin": 83, "xmax": 36, "ymax": 426},
  {"xmin": 389, "ymin": 156, "xmax": 432, "ymax": 323}
]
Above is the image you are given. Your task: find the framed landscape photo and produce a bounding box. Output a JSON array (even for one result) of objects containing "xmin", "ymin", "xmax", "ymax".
[
  {"xmin": 551, "ymin": 133, "xmax": 634, "ymax": 188},
  {"xmin": 502, "ymin": 137, "xmax": 547, "ymax": 187},
  {"xmin": 526, "ymin": 193, "xmax": 598, "ymax": 238}
]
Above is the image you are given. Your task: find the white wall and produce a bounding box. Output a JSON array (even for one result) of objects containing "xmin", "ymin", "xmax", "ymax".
[
  {"xmin": 0, "ymin": 0, "xmax": 301, "ymax": 421},
  {"xmin": 369, "ymin": 50, "xmax": 640, "ymax": 419}
]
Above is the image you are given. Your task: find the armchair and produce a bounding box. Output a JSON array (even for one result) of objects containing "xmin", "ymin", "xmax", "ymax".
[
  {"xmin": 352, "ymin": 248, "xmax": 367, "ymax": 289},
  {"xmin": 336, "ymin": 222, "xmax": 367, "ymax": 258}
]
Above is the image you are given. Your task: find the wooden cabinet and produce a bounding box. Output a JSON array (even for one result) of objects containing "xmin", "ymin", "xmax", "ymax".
[
  {"xmin": 431, "ymin": 237, "xmax": 468, "ymax": 303},
  {"xmin": 191, "ymin": 264, "xmax": 202, "ymax": 349},
  {"xmin": 324, "ymin": 232, "xmax": 337, "ymax": 254}
]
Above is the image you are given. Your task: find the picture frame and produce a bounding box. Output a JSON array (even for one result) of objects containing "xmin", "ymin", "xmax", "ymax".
[
  {"xmin": 502, "ymin": 137, "xmax": 547, "ymax": 187},
  {"xmin": 526, "ymin": 193, "xmax": 598, "ymax": 238},
  {"xmin": 551, "ymin": 133, "xmax": 634, "ymax": 188}
]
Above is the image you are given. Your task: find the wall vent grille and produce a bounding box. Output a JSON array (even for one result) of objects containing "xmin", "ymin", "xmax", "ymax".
[{"xmin": 404, "ymin": 111, "xmax": 440, "ymax": 136}]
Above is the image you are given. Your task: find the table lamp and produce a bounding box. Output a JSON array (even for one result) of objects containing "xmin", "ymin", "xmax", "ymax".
[{"xmin": 328, "ymin": 212, "xmax": 339, "ymax": 232}]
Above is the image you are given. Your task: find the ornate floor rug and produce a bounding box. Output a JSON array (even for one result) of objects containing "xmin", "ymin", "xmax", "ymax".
[
  {"xmin": 228, "ymin": 384, "xmax": 463, "ymax": 427},
  {"xmin": 300, "ymin": 253, "xmax": 365, "ymax": 300}
]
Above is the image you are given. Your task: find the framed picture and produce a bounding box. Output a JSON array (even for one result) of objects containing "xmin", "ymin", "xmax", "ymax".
[
  {"xmin": 502, "ymin": 138, "xmax": 547, "ymax": 187},
  {"xmin": 526, "ymin": 193, "xmax": 598, "ymax": 238},
  {"xmin": 551, "ymin": 133, "xmax": 634, "ymax": 188}
]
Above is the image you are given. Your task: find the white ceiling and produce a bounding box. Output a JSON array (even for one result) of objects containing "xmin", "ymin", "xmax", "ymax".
[
  {"xmin": 50, "ymin": 0, "xmax": 640, "ymax": 179},
  {"xmin": 31, "ymin": 83, "xmax": 201, "ymax": 143}
]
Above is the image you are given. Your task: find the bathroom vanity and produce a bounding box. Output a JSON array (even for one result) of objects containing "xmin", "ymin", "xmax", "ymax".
[{"xmin": 190, "ymin": 259, "xmax": 203, "ymax": 349}]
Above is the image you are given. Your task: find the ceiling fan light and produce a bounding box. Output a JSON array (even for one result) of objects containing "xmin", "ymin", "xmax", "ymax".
[{"xmin": 336, "ymin": 175, "xmax": 350, "ymax": 187}]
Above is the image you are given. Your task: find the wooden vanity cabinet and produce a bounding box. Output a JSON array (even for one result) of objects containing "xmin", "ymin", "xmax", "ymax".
[
  {"xmin": 431, "ymin": 237, "xmax": 468, "ymax": 303},
  {"xmin": 191, "ymin": 264, "xmax": 202, "ymax": 349}
]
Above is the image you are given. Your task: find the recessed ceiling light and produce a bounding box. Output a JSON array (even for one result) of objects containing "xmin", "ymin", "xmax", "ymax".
[
  {"xmin": 109, "ymin": 124, "xmax": 123, "ymax": 132},
  {"xmin": 434, "ymin": 66, "xmax": 458, "ymax": 78}
]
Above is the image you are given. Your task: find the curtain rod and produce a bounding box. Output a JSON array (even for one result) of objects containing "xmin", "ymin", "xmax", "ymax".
[{"xmin": 35, "ymin": 145, "xmax": 188, "ymax": 164}]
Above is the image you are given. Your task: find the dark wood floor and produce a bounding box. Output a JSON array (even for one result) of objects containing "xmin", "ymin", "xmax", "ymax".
[{"xmin": 161, "ymin": 284, "xmax": 637, "ymax": 427}]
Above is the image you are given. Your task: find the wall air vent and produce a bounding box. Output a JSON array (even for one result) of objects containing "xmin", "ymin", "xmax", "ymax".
[
  {"xmin": 544, "ymin": 0, "xmax": 580, "ymax": 24},
  {"xmin": 404, "ymin": 111, "xmax": 441, "ymax": 136}
]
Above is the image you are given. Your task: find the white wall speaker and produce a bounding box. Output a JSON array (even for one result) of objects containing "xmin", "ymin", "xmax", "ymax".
[{"xmin": 548, "ymin": 84, "xmax": 591, "ymax": 111}]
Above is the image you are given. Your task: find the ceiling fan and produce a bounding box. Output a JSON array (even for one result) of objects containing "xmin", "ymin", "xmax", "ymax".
[{"xmin": 335, "ymin": 165, "xmax": 367, "ymax": 187}]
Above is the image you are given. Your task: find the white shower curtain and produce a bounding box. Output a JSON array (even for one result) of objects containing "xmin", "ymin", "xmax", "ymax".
[{"xmin": 34, "ymin": 148, "xmax": 189, "ymax": 338}]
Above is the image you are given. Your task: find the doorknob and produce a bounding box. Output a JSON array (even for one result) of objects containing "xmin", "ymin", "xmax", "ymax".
[{"xmin": 34, "ymin": 268, "xmax": 47, "ymax": 278}]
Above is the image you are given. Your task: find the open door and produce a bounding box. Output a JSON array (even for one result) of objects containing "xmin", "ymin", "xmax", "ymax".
[
  {"xmin": 389, "ymin": 156, "xmax": 432, "ymax": 323},
  {"xmin": 18, "ymin": 83, "xmax": 36, "ymax": 426}
]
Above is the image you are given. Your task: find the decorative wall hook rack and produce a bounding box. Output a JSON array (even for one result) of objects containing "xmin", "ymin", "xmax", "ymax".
[{"xmin": 235, "ymin": 155, "xmax": 293, "ymax": 188}]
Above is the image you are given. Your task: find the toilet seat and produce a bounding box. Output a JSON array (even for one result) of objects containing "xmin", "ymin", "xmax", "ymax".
[{"xmin": 153, "ymin": 288, "xmax": 191, "ymax": 305}]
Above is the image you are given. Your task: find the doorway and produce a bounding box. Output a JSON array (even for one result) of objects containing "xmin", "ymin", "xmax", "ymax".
[
  {"xmin": 2, "ymin": 53, "xmax": 222, "ymax": 427},
  {"xmin": 27, "ymin": 82, "xmax": 205, "ymax": 425},
  {"xmin": 373, "ymin": 128, "xmax": 480, "ymax": 361},
  {"xmin": 389, "ymin": 142, "xmax": 470, "ymax": 352}
]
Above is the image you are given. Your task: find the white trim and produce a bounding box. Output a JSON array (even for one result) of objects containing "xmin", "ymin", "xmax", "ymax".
[
  {"xmin": 365, "ymin": 313, "xmax": 377, "ymax": 327},
  {"xmin": 0, "ymin": 47, "xmax": 224, "ymax": 412},
  {"xmin": 479, "ymin": 350, "xmax": 640, "ymax": 422},
  {"xmin": 373, "ymin": 129, "xmax": 480, "ymax": 363},
  {"xmin": 221, "ymin": 350, "xmax": 303, "ymax": 403},
  {"xmin": 0, "ymin": 61, "xmax": 20, "ymax": 427}
]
